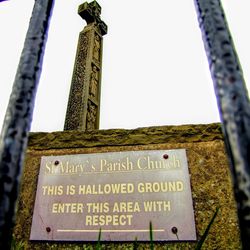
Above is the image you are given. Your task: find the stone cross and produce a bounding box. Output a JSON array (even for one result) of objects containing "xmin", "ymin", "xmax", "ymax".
[{"xmin": 64, "ymin": 1, "xmax": 107, "ymax": 131}]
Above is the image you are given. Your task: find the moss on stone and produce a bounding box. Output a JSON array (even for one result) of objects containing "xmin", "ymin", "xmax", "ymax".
[{"xmin": 27, "ymin": 123, "xmax": 223, "ymax": 150}]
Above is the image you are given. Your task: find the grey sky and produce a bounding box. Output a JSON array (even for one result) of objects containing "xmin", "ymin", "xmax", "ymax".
[{"xmin": 0, "ymin": 0, "xmax": 249, "ymax": 132}]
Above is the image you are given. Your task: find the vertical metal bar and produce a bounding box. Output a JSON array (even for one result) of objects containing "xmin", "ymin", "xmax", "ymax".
[
  {"xmin": 194, "ymin": 0, "xmax": 250, "ymax": 249},
  {"xmin": 0, "ymin": 0, "xmax": 54, "ymax": 248}
]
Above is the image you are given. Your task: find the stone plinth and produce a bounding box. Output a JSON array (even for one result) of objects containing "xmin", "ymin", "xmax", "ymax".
[{"xmin": 13, "ymin": 123, "xmax": 241, "ymax": 249}]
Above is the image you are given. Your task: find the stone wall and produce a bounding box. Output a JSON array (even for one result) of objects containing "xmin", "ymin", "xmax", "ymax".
[{"xmin": 13, "ymin": 123, "xmax": 241, "ymax": 249}]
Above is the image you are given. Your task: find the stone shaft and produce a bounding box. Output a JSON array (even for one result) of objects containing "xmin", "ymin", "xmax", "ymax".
[{"xmin": 64, "ymin": 1, "xmax": 107, "ymax": 131}]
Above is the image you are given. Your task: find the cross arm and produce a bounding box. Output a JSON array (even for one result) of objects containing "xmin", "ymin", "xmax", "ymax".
[{"xmin": 78, "ymin": 1, "xmax": 107, "ymax": 35}]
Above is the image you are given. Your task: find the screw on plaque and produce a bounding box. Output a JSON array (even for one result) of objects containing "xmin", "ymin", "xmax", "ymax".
[
  {"xmin": 163, "ymin": 154, "xmax": 169, "ymax": 159},
  {"xmin": 54, "ymin": 160, "xmax": 60, "ymax": 165},
  {"xmin": 46, "ymin": 227, "xmax": 51, "ymax": 233},
  {"xmin": 171, "ymin": 227, "xmax": 179, "ymax": 240}
]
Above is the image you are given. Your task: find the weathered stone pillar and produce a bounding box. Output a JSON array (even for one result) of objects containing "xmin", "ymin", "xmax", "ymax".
[{"xmin": 64, "ymin": 1, "xmax": 107, "ymax": 131}]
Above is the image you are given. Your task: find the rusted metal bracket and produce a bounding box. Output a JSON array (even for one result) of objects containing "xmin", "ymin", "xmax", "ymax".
[
  {"xmin": 0, "ymin": 0, "xmax": 54, "ymax": 248},
  {"xmin": 194, "ymin": 0, "xmax": 250, "ymax": 249}
]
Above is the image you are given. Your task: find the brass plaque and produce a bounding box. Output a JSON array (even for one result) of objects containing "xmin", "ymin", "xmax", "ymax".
[{"xmin": 30, "ymin": 149, "xmax": 196, "ymax": 241}]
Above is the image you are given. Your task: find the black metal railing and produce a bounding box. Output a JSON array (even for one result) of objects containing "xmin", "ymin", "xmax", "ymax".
[
  {"xmin": 194, "ymin": 0, "xmax": 250, "ymax": 249},
  {"xmin": 0, "ymin": 0, "xmax": 54, "ymax": 249}
]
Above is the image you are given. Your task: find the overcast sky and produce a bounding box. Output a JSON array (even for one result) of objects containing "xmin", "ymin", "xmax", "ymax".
[{"xmin": 0, "ymin": 0, "xmax": 249, "ymax": 132}]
